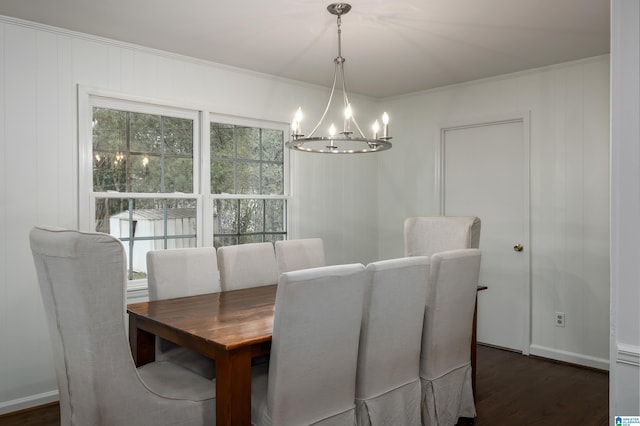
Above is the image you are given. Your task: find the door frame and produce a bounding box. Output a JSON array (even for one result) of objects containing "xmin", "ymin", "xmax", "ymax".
[{"xmin": 435, "ymin": 111, "xmax": 532, "ymax": 354}]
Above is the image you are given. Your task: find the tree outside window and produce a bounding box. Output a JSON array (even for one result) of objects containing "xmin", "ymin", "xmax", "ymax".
[{"xmin": 86, "ymin": 97, "xmax": 288, "ymax": 282}]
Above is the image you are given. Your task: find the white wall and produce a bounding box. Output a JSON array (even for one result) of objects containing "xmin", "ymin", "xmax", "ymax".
[
  {"xmin": 0, "ymin": 16, "xmax": 380, "ymax": 412},
  {"xmin": 377, "ymin": 56, "xmax": 611, "ymax": 368},
  {"xmin": 610, "ymin": 0, "xmax": 640, "ymax": 418}
]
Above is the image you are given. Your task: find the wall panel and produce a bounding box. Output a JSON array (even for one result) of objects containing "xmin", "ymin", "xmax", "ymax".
[{"xmin": 378, "ymin": 56, "xmax": 610, "ymax": 368}]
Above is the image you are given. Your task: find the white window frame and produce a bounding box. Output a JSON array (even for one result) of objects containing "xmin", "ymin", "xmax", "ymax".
[{"xmin": 78, "ymin": 86, "xmax": 290, "ymax": 294}]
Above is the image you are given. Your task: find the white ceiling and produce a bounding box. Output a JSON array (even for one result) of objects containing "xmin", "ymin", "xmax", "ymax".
[{"xmin": 0, "ymin": 0, "xmax": 610, "ymax": 98}]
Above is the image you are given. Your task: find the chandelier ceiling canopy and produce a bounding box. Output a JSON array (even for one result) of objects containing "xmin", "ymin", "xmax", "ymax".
[{"xmin": 286, "ymin": 3, "xmax": 392, "ymax": 154}]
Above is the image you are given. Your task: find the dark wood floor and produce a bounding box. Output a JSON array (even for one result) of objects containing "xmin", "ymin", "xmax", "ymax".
[{"xmin": 0, "ymin": 344, "xmax": 608, "ymax": 426}]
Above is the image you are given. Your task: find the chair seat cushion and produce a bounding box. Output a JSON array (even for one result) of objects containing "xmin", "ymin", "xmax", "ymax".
[
  {"xmin": 138, "ymin": 360, "xmax": 216, "ymax": 402},
  {"xmin": 159, "ymin": 345, "xmax": 216, "ymax": 380}
]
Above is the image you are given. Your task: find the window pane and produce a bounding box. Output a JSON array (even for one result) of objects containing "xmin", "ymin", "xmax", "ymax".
[
  {"xmin": 163, "ymin": 116, "xmax": 194, "ymax": 157},
  {"xmin": 211, "ymin": 123, "xmax": 234, "ymax": 158},
  {"xmin": 262, "ymin": 163, "xmax": 283, "ymax": 195},
  {"xmin": 264, "ymin": 234, "xmax": 285, "ymax": 244},
  {"xmin": 211, "ymin": 160, "xmax": 234, "ymax": 194},
  {"xmin": 239, "ymin": 235, "xmax": 264, "ymax": 244},
  {"xmin": 164, "ymin": 156, "xmax": 194, "ymax": 193},
  {"xmin": 95, "ymin": 197, "xmax": 197, "ymax": 279},
  {"xmin": 130, "ymin": 112, "xmax": 160, "ymax": 153},
  {"xmin": 214, "ymin": 235, "xmax": 238, "ymax": 248},
  {"xmin": 237, "ymin": 162, "xmax": 260, "ymax": 194},
  {"xmin": 236, "ymin": 127, "xmax": 260, "ymax": 160},
  {"xmin": 214, "ymin": 199, "xmax": 238, "ymax": 234},
  {"xmin": 264, "ymin": 199, "xmax": 286, "ymax": 232},
  {"xmin": 262, "ymin": 129, "xmax": 284, "ymax": 162},
  {"xmin": 239, "ymin": 199, "xmax": 264, "ymax": 234}
]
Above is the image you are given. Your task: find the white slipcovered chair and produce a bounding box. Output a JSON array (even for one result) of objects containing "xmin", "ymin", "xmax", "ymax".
[
  {"xmin": 217, "ymin": 242, "xmax": 278, "ymax": 291},
  {"xmin": 420, "ymin": 249, "xmax": 481, "ymax": 426},
  {"xmin": 147, "ymin": 247, "xmax": 220, "ymax": 379},
  {"xmin": 274, "ymin": 238, "xmax": 326, "ymax": 274},
  {"xmin": 251, "ymin": 263, "xmax": 366, "ymax": 426},
  {"xmin": 355, "ymin": 256, "xmax": 430, "ymax": 426},
  {"xmin": 147, "ymin": 247, "xmax": 221, "ymax": 300},
  {"xmin": 404, "ymin": 216, "xmax": 481, "ymax": 257},
  {"xmin": 29, "ymin": 226, "xmax": 215, "ymax": 425}
]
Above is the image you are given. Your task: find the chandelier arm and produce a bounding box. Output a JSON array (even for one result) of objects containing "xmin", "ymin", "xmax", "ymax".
[
  {"xmin": 307, "ymin": 62, "xmax": 340, "ymax": 138},
  {"xmin": 339, "ymin": 60, "xmax": 367, "ymax": 139}
]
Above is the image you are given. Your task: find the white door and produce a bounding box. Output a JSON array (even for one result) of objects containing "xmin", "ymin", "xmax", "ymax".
[{"xmin": 440, "ymin": 116, "xmax": 530, "ymax": 353}]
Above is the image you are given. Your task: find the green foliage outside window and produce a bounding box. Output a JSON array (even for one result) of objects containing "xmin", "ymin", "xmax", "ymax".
[{"xmin": 210, "ymin": 122, "xmax": 285, "ymax": 248}]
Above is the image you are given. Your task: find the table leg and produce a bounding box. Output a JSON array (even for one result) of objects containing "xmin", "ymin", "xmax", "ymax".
[
  {"xmin": 215, "ymin": 347, "xmax": 253, "ymax": 426},
  {"xmin": 128, "ymin": 315, "xmax": 155, "ymax": 367},
  {"xmin": 471, "ymin": 295, "xmax": 478, "ymax": 398}
]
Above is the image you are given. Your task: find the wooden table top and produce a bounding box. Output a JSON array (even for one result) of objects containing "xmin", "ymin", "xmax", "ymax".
[{"xmin": 127, "ymin": 284, "xmax": 277, "ymax": 351}]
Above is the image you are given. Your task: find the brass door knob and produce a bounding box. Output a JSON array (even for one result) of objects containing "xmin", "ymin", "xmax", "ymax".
[{"xmin": 513, "ymin": 244, "xmax": 524, "ymax": 252}]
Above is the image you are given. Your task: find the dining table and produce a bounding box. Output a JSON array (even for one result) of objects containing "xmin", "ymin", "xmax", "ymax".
[
  {"xmin": 127, "ymin": 282, "xmax": 486, "ymax": 426},
  {"xmin": 127, "ymin": 284, "xmax": 277, "ymax": 426}
]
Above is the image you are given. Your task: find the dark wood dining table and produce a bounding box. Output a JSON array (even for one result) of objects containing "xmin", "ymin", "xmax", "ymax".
[
  {"xmin": 127, "ymin": 284, "xmax": 277, "ymax": 426},
  {"xmin": 127, "ymin": 283, "xmax": 486, "ymax": 426}
]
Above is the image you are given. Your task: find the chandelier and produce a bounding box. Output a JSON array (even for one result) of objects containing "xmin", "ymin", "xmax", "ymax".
[{"xmin": 286, "ymin": 3, "xmax": 392, "ymax": 154}]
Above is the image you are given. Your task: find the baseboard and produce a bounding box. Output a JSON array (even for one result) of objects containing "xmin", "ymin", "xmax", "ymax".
[
  {"xmin": 616, "ymin": 343, "xmax": 640, "ymax": 366},
  {"xmin": 529, "ymin": 344, "xmax": 610, "ymax": 371},
  {"xmin": 0, "ymin": 390, "xmax": 59, "ymax": 415}
]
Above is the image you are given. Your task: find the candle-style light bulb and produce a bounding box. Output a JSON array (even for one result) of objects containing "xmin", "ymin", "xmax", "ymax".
[
  {"xmin": 344, "ymin": 104, "xmax": 352, "ymax": 133},
  {"xmin": 293, "ymin": 107, "xmax": 303, "ymax": 135},
  {"xmin": 372, "ymin": 120, "xmax": 380, "ymax": 139},
  {"xmin": 382, "ymin": 112, "xmax": 389, "ymax": 138},
  {"xmin": 329, "ymin": 124, "xmax": 337, "ymax": 137}
]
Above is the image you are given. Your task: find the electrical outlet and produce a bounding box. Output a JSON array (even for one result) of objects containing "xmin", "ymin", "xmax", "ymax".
[{"xmin": 555, "ymin": 312, "xmax": 565, "ymax": 327}]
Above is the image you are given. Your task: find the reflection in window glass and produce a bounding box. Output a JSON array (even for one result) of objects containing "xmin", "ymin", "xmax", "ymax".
[{"xmin": 92, "ymin": 108, "xmax": 194, "ymax": 194}]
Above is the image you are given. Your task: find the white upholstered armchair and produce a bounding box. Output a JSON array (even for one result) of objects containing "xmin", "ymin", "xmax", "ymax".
[
  {"xmin": 29, "ymin": 226, "xmax": 216, "ymax": 425},
  {"xmin": 404, "ymin": 216, "xmax": 481, "ymax": 257}
]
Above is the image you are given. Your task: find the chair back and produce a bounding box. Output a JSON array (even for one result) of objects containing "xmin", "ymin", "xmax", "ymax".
[
  {"xmin": 420, "ymin": 249, "xmax": 481, "ymax": 379},
  {"xmin": 217, "ymin": 242, "xmax": 278, "ymax": 291},
  {"xmin": 404, "ymin": 216, "xmax": 481, "ymax": 257},
  {"xmin": 355, "ymin": 256, "xmax": 429, "ymax": 426},
  {"xmin": 146, "ymin": 247, "xmax": 219, "ymax": 379},
  {"xmin": 420, "ymin": 249, "xmax": 481, "ymax": 424},
  {"xmin": 147, "ymin": 247, "xmax": 220, "ymax": 300},
  {"xmin": 266, "ymin": 263, "xmax": 365, "ymax": 425},
  {"xmin": 274, "ymin": 238, "xmax": 326, "ymax": 274},
  {"xmin": 29, "ymin": 227, "xmax": 144, "ymax": 424}
]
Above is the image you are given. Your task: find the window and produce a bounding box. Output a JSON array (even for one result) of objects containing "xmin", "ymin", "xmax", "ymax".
[
  {"xmin": 79, "ymin": 88, "xmax": 288, "ymax": 284},
  {"xmin": 210, "ymin": 121, "xmax": 286, "ymax": 247}
]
